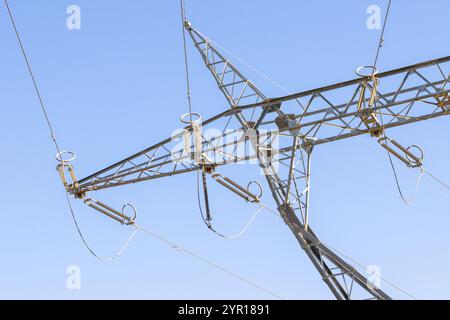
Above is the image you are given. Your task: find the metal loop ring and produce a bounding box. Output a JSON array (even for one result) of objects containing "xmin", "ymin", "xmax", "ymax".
[
  {"xmin": 356, "ymin": 66, "xmax": 379, "ymax": 78},
  {"xmin": 180, "ymin": 112, "xmax": 202, "ymax": 124},
  {"xmin": 55, "ymin": 151, "xmax": 76, "ymax": 163},
  {"xmin": 406, "ymin": 145, "xmax": 424, "ymax": 164},
  {"xmin": 122, "ymin": 203, "xmax": 137, "ymax": 223},
  {"xmin": 247, "ymin": 180, "xmax": 263, "ymax": 199}
]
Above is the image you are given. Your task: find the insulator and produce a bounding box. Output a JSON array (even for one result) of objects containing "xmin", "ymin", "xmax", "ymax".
[
  {"xmin": 84, "ymin": 199, "xmax": 136, "ymax": 225},
  {"xmin": 378, "ymin": 137, "xmax": 423, "ymax": 168}
]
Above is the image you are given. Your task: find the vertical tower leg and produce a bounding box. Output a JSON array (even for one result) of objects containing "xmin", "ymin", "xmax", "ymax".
[{"xmin": 263, "ymin": 140, "xmax": 391, "ymax": 300}]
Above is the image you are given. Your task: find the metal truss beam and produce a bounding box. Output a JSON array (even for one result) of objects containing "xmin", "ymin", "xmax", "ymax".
[{"xmin": 74, "ymin": 55, "xmax": 449, "ymax": 194}]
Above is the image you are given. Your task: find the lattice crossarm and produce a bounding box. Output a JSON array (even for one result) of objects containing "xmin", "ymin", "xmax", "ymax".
[
  {"xmin": 71, "ymin": 123, "xmax": 260, "ymax": 194},
  {"xmin": 234, "ymin": 56, "xmax": 450, "ymax": 145}
]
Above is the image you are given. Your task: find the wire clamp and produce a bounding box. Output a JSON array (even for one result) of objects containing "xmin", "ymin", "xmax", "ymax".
[{"xmin": 55, "ymin": 151, "xmax": 83, "ymax": 196}]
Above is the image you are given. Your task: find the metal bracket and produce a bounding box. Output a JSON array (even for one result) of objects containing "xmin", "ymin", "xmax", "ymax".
[
  {"xmin": 356, "ymin": 69, "xmax": 384, "ymax": 137},
  {"xmin": 435, "ymin": 92, "xmax": 450, "ymax": 113},
  {"xmin": 275, "ymin": 114, "xmax": 300, "ymax": 137},
  {"xmin": 55, "ymin": 151, "xmax": 85, "ymax": 198}
]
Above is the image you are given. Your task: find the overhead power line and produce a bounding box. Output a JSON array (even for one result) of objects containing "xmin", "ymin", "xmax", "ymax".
[{"xmin": 4, "ymin": 0, "xmax": 284, "ymax": 299}]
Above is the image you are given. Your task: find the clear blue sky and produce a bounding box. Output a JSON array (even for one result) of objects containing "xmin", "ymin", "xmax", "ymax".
[{"xmin": 0, "ymin": 0, "xmax": 449, "ymax": 299}]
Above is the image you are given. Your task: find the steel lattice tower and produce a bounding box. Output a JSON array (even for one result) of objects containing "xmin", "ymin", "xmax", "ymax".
[{"xmin": 56, "ymin": 20, "xmax": 450, "ymax": 300}]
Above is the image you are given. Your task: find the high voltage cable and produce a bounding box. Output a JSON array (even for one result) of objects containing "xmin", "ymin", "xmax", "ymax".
[
  {"xmin": 4, "ymin": 0, "xmax": 61, "ymax": 154},
  {"xmin": 5, "ymin": 0, "xmax": 284, "ymax": 299},
  {"xmin": 423, "ymin": 168, "xmax": 450, "ymax": 193},
  {"xmin": 179, "ymin": 0, "xmax": 194, "ymax": 125},
  {"xmin": 372, "ymin": 0, "xmax": 393, "ymax": 70},
  {"xmin": 134, "ymin": 223, "xmax": 285, "ymax": 299},
  {"xmin": 4, "ymin": 0, "xmax": 124, "ymax": 262}
]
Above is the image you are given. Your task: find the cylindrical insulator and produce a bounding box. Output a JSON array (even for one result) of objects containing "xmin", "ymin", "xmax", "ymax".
[
  {"xmin": 193, "ymin": 123, "xmax": 203, "ymax": 163},
  {"xmin": 183, "ymin": 128, "xmax": 192, "ymax": 159}
]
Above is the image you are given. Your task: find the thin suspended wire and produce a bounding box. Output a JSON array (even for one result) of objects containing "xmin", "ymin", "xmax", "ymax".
[
  {"xmin": 180, "ymin": 0, "xmax": 194, "ymax": 124},
  {"xmin": 5, "ymin": 0, "xmax": 139, "ymax": 262},
  {"xmin": 216, "ymin": 206, "xmax": 263, "ymax": 239},
  {"xmin": 134, "ymin": 223, "xmax": 285, "ymax": 300},
  {"xmin": 372, "ymin": 0, "xmax": 393, "ymax": 70},
  {"xmin": 422, "ymin": 168, "xmax": 450, "ymax": 191},
  {"xmin": 4, "ymin": 0, "xmax": 61, "ymax": 153}
]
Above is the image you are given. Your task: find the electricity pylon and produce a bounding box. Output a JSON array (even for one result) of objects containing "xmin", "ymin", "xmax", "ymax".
[{"xmin": 57, "ymin": 19, "xmax": 450, "ymax": 300}]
